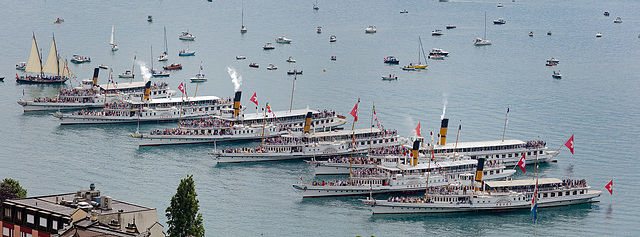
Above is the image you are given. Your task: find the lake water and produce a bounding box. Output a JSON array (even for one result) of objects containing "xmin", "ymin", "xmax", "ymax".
[{"xmin": 1, "ymin": 0, "xmax": 639, "ymax": 236}]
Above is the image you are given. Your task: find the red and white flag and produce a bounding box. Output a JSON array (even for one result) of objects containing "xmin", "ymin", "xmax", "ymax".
[
  {"xmin": 518, "ymin": 153, "xmax": 526, "ymax": 173},
  {"xmin": 178, "ymin": 82, "xmax": 185, "ymax": 94},
  {"xmin": 564, "ymin": 134, "xmax": 574, "ymax": 154},
  {"xmin": 605, "ymin": 180, "xmax": 613, "ymax": 195},
  {"xmin": 415, "ymin": 122, "xmax": 421, "ymax": 137},
  {"xmin": 250, "ymin": 92, "xmax": 258, "ymax": 106},
  {"xmin": 350, "ymin": 99, "xmax": 359, "ymax": 122}
]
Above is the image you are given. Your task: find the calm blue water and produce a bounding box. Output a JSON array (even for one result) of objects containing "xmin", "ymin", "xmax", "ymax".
[{"xmin": 1, "ymin": 0, "xmax": 639, "ymax": 236}]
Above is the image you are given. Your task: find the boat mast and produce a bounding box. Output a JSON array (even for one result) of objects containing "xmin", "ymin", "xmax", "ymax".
[
  {"xmin": 348, "ymin": 98, "xmax": 360, "ymax": 185},
  {"xmin": 424, "ymin": 143, "xmax": 434, "ymax": 200},
  {"xmin": 131, "ymin": 54, "xmax": 136, "ymax": 83},
  {"xmin": 289, "ymin": 74, "xmax": 296, "ymax": 112},
  {"xmin": 260, "ymin": 104, "xmax": 267, "ymax": 149},
  {"xmin": 452, "ymin": 121, "xmax": 461, "ymax": 162},
  {"xmin": 163, "ymin": 26, "xmax": 168, "ymax": 54},
  {"xmin": 150, "ymin": 45, "xmax": 153, "ymax": 72},
  {"xmin": 194, "ymin": 64, "xmax": 202, "ymax": 97},
  {"xmin": 369, "ymin": 102, "xmax": 374, "ymax": 154},
  {"xmin": 419, "ymin": 36, "xmax": 428, "ymax": 65},
  {"xmin": 484, "ymin": 11, "xmax": 487, "ymax": 40}
]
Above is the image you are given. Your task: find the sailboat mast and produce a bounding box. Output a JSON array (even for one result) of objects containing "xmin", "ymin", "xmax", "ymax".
[
  {"xmin": 131, "ymin": 55, "xmax": 136, "ymax": 83},
  {"xmin": 289, "ymin": 74, "xmax": 296, "ymax": 112},
  {"xmin": 419, "ymin": 36, "xmax": 428, "ymax": 64},
  {"xmin": 164, "ymin": 26, "xmax": 168, "ymax": 54},
  {"xmin": 484, "ymin": 11, "xmax": 487, "ymax": 39}
]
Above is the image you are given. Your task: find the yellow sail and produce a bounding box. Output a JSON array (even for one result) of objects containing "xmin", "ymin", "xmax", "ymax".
[
  {"xmin": 42, "ymin": 36, "xmax": 59, "ymax": 75},
  {"xmin": 58, "ymin": 57, "xmax": 74, "ymax": 77},
  {"xmin": 24, "ymin": 34, "xmax": 43, "ymax": 74}
]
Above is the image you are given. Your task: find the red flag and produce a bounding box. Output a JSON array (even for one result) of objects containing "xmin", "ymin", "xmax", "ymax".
[
  {"xmin": 178, "ymin": 82, "xmax": 185, "ymax": 93},
  {"xmin": 605, "ymin": 180, "xmax": 613, "ymax": 195},
  {"xmin": 518, "ymin": 153, "xmax": 526, "ymax": 173},
  {"xmin": 564, "ymin": 134, "xmax": 574, "ymax": 154},
  {"xmin": 250, "ymin": 92, "xmax": 258, "ymax": 106},
  {"xmin": 415, "ymin": 122, "xmax": 421, "ymax": 137},
  {"xmin": 266, "ymin": 102, "xmax": 272, "ymax": 113},
  {"xmin": 350, "ymin": 100, "xmax": 359, "ymax": 122}
]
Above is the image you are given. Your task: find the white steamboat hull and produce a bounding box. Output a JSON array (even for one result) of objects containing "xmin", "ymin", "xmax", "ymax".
[
  {"xmin": 134, "ymin": 131, "xmax": 286, "ymax": 146},
  {"xmin": 21, "ymin": 102, "xmax": 104, "ymax": 112},
  {"xmin": 310, "ymin": 162, "xmax": 377, "ymax": 175},
  {"xmin": 213, "ymin": 149, "xmax": 367, "ymax": 163},
  {"xmin": 366, "ymin": 190, "xmax": 601, "ymax": 214},
  {"xmin": 53, "ymin": 112, "xmax": 208, "ymax": 125}
]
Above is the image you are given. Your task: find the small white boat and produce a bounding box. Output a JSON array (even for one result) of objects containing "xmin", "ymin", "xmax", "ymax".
[
  {"xmin": 429, "ymin": 48, "xmax": 449, "ymax": 56},
  {"xmin": 70, "ymin": 55, "xmax": 91, "ymax": 64},
  {"xmin": 528, "ymin": 31, "xmax": 534, "ymax": 37},
  {"xmin": 596, "ymin": 32, "xmax": 602, "ymax": 37},
  {"xmin": 16, "ymin": 62, "xmax": 26, "ymax": 70},
  {"xmin": 275, "ymin": 36, "xmax": 292, "ymax": 43},
  {"xmin": 428, "ymin": 54, "xmax": 445, "ymax": 60},
  {"xmin": 152, "ymin": 71, "xmax": 170, "ymax": 77},
  {"xmin": 317, "ymin": 26, "xmax": 322, "ymax": 34},
  {"xmin": 263, "ymin": 43, "xmax": 275, "ymax": 50},
  {"xmin": 382, "ymin": 74, "xmax": 398, "ymax": 80},
  {"xmin": 266, "ymin": 64, "xmax": 278, "ymax": 70},
  {"xmin": 497, "ymin": 3, "xmax": 504, "ymax": 7},
  {"xmin": 179, "ymin": 31, "xmax": 196, "ymax": 40},
  {"xmin": 249, "ymin": 63, "xmax": 259, "ymax": 68},
  {"xmin": 614, "ymin": 17, "xmax": 622, "ymax": 23},
  {"xmin": 190, "ymin": 72, "xmax": 206, "ymax": 82},
  {"xmin": 552, "ymin": 70, "xmax": 562, "ymax": 79},
  {"xmin": 286, "ymin": 56, "xmax": 296, "ymax": 63},
  {"xmin": 493, "ymin": 18, "xmax": 506, "ymax": 24},
  {"xmin": 329, "ymin": 35, "xmax": 336, "ymax": 42},
  {"xmin": 546, "ymin": 58, "xmax": 559, "ymax": 63},
  {"xmin": 236, "ymin": 55, "xmax": 247, "ymax": 60},
  {"xmin": 330, "ymin": 56, "xmax": 336, "ymax": 61},
  {"xmin": 118, "ymin": 70, "xmax": 134, "ymax": 78},
  {"xmin": 365, "ymin": 25, "xmax": 377, "ymax": 33},
  {"xmin": 431, "ymin": 30, "xmax": 443, "ymax": 36},
  {"xmin": 400, "ymin": 10, "xmax": 408, "ymax": 13}
]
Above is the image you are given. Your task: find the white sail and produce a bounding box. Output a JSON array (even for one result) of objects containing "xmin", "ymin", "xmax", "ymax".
[
  {"xmin": 24, "ymin": 34, "xmax": 43, "ymax": 74},
  {"xmin": 58, "ymin": 57, "xmax": 73, "ymax": 77},
  {"xmin": 110, "ymin": 25, "xmax": 115, "ymax": 45},
  {"xmin": 43, "ymin": 36, "xmax": 60, "ymax": 75}
]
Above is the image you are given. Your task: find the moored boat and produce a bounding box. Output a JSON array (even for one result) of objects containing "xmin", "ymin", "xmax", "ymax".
[
  {"xmin": 249, "ymin": 63, "xmax": 259, "ymax": 68},
  {"xmin": 446, "ymin": 25, "xmax": 456, "ymax": 29},
  {"xmin": 287, "ymin": 69, "xmax": 302, "ymax": 75},
  {"xmin": 275, "ymin": 36, "xmax": 292, "ymax": 43},
  {"xmin": 267, "ymin": 64, "xmax": 278, "ymax": 70},
  {"xmin": 552, "ymin": 70, "xmax": 562, "ymax": 79},
  {"xmin": 179, "ymin": 31, "xmax": 195, "ymax": 40},
  {"xmin": 428, "ymin": 48, "xmax": 449, "ymax": 56},
  {"xmin": 365, "ymin": 26, "xmax": 377, "ymax": 33},
  {"xmin": 613, "ymin": 17, "xmax": 622, "ymax": 23},
  {"xmin": 16, "ymin": 62, "xmax": 26, "ymax": 70},
  {"xmin": 263, "ymin": 43, "xmax": 275, "ymax": 50},
  {"xmin": 493, "ymin": 18, "xmax": 506, "ymax": 24},
  {"xmin": 163, "ymin": 63, "xmax": 183, "ymax": 70},
  {"xmin": 329, "ymin": 35, "xmax": 336, "ymax": 42},
  {"xmin": 286, "ymin": 56, "xmax": 296, "ymax": 63},
  {"xmin": 236, "ymin": 55, "xmax": 247, "ymax": 60},
  {"xmin": 70, "ymin": 55, "xmax": 91, "ymax": 64},
  {"xmin": 383, "ymin": 56, "xmax": 399, "ymax": 64},
  {"xmin": 431, "ymin": 30, "xmax": 443, "ymax": 36},
  {"xmin": 474, "ymin": 12, "xmax": 492, "ymax": 46},
  {"xmin": 382, "ymin": 74, "xmax": 397, "ymax": 80}
]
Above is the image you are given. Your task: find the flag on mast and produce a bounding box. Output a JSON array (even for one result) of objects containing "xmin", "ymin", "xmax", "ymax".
[
  {"xmin": 250, "ymin": 92, "xmax": 258, "ymax": 106},
  {"xmin": 350, "ymin": 100, "xmax": 359, "ymax": 122},
  {"xmin": 415, "ymin": 122, "xmax": 421, "ymax": 137},
  {"xmin": 564, "ymin": 134, "xmax": 574, "ymax": 154},
  {"xmin": 266, "ymin": 102, "xmax": 272, "ymax": 113},
  {"xmin": 531, "ymin": 182, "xmax": 538, "ymax": 222},
  {"xmin": 605, "ymin": 180, "xmax": 613, "ymax": 195},
  {"xmin": 505, "ymin": 106, "xmax": 510, "ymax": 124},
  {"xmin": 517, "ymin": 153, "xmax": 526, "ymax": 173}
]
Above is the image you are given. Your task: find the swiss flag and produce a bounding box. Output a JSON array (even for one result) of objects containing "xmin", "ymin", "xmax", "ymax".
[
  {"xmin": 415, "ymin": 122, "xmax": 421, "ymax": 137},
  {"xmin": 564, "ymin": 134, "xmax": 574, "ymax": 154},
  {"xmin": 350, "ymin": 100, "xmax": 359, "ymax": 122},
  {"xmin": 517, "ymin": 153, "xmax": 526, "ymax": 173},
  {"xmin": 605, "ymin": 180, "xmax": 613, "ymax": 195},
  {"xmin": 250, "ymin": 92, "xmax": 258, "ymax": 106},
  {"xmin": 177, "ymin": 82, "xmax": 185, "ymax": 93}
]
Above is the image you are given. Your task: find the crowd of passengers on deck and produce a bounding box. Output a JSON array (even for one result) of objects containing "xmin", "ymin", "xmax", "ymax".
[
  {"xmin": 149, "ymin": 128, "xmax": 233, "ymax": 136},
  {"xmin": 180, "ymin": 118, "xmax": 234, "ymax": 128},
  {"xmin": 327, "ymin": 156, "xmax": 381, "ymax": 165},
  {"xmin": 525, "ymin": 140, "xmax": 546, "ymax": 148},
  {"xmin": 219, "ymin": 146, "xmax": 268, "ymax": 153}
]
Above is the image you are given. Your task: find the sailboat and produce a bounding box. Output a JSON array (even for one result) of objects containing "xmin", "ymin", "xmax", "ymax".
[
  {"xmin": 151, "ymin": 46, "xmax": 170, "ymax": 77},
  {"xmin": 179, "ymin": 41, "xmax": 195, "ymax": 56},
  {"xmin": 158, "ymin": 27, "xmax": 168, "ymax": 61},
  {"xmin": 119, "ymin": 55, "xmax": 135, "ymax": 78},
  {"xmin": 241, "ymin": 4, "xmax": 247, "ymax": 34},
  {"xmin": 110, "ymin": 25, "xmax": 118, "ymax": 51},
  {"xmin": 17, "ymin": 33, "xmax": 72, "ymax": 84},
  {"xmin": 404, "ymin": 36, "xmax": 428, "ymax": 70},
  {"xmin": 474, "ymin": 12, "xmax": 492, "ymax": 46}
]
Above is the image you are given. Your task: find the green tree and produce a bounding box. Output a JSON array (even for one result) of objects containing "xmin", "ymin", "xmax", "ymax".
[
  {"xmin": 0, "ymin": 178, "xmax": 27, "ymax": 201},
  {"xmin": 165, "ymin": 175, "xmax": 204, "ymax": 237}
]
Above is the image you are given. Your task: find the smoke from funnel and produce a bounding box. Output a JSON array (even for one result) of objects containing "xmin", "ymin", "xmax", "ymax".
[
  {"xmin": 440, "ymin": 93, "xmax": 448, "ymax": 120},
  {"xmin": 227, "ymin": 67, "xmax": 242, "ymax": 92},
  {"xmin": 138, "ymin": 61, "xmax": 152, "ymax": 82}
]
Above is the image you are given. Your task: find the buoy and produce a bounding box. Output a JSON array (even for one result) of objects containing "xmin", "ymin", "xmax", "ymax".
[{"xmin": 323, "ymin": 68, "xmax": 326, "ymax": 72}]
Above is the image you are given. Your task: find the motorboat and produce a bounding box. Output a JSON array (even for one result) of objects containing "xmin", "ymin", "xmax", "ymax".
[
  {"xmin": 54, "ymin": 17, "xmax": 64, "ymax": 24},
  {"xmin": 547, "ymin": 31, "xmax": 552, "ymax": 35},
  {"xmin": 400, "ymin": 10, "xmax": 408, "ymax": 13},
  {"xmin": 429, "ymin": 48, "xmax": 449, "ymax": 56},
  {"xmin": 249, "ymin": 63, "xmax": 259, "ymax": 68},
  {"xmin": 317, "ymin": 26, "xmax": 322, "ymax": 34},
  {"xmin": 275, "ymin": 36, "xmax": 292, "ymax": 43},
  {"xmin": 446, "ymin": 25, "xmax": 456, "ymax": 29},
  {"xmin": 329, "ymin": 35, "xmax": 337, "ymax": 42},
  {"xmin": 603, "ymin": 11, "xmax": 609, "ymax": 16},
  {"xmin": 178, "ymin": 49, "xmax": 195, "ymax": 56},
  {"xmin": 70, "ymin": 55, "xmax": 91, "ymax": 64},
  {"xmin": 152, "ymin": 71, "xmax": 170, "ymax": 77},
  {"xmin": 596, "ymin": 32, "xmax": 602, "ymax": 37},
  {"xmin": 431, "ymin": 30, "xmax": 443, "ymax": 36},
  {"xmin": 16, "ymin": 62, "xmax": 26, "ymax": 70},
  {"xmin": 263, "ymin": 43, "xmax": 275, "ymax": 50},
  {"xmin": 163, "ymin": 63, "xmax": 183, "ymax": 70},
  {"xmin": 287, "ymin": 69, "xmax": 302, "ymax": 75},
  {"xmin": 493, "ymin": 18, "xmax": 506, "ymax": 24},
  {"xmin": 545, "ymin": 62, "xmax": 557, "ymax": 66},
  {"xmin": 614, "ymin": 17, "xmax": 622, "ymax": 23},
  {"xmin": 118, "ymin": 70, "xmax": 134, "ymax": 78},
  {"xmin": 497, "ymin": 3, "xmax": 503, "ymax": 7},
  {"xmin": 99, "ymin": 64, "xmax": 108, "ymax": 69},
  {"xmin": 552, "ymin": 71, "xmax": 562, "ymax": 79},
  {"xmin": 528, "ymin": 31, "xmax": 534, "ymax": 37},
  {"xmin": 383, "ymin": 56, "xmax": 399, "ymax": 64},
  {"xmin": 428, "ymin": 55, "xmax": 445, "ymax": 60},
  {"xmin": 190, "ymin": 73, "xmax": 207, "ymax": 82},
  {"xmin": 286, "ymin": 56, "xmax": 296, "ymax": 63},
  {"xmin": 330, "ymin": 56, "xmax": 336, "ymax": 61},
  {"xmin": 365, "ymin": 25, "xmax": 377, "ymax": 33},
  {"xmin": 546, "ymin": 58, "xmax": 559, "ymax": 64},
  {"xmin": 147, "ymin": 15, "xmax": 153, "ymax": 22},
  {"xmin": 266, "ymin": 64, "xmax": 278, "ymax": 70},
  {"xmin": 382, "ymin": 74, "xmax": 398, "ymax": 80},
  {"xmin": 236, "ymin": 55, "xmax": 247, "ymax": 60},
  {"xmin": 179, "ymin": 31, "xmax": 196, "ymax": 40}
]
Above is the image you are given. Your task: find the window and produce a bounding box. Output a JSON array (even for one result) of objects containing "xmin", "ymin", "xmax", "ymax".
[
  {"xmin": 3, "ymin": 227, "xmax": 11, "ymax": 237},
  {"xmin": 39, "ymin": 217, "xmax": 47, "ymax": 228},
  {"xmin": 27, "ymin": 214, "xmax": 34, "ymax": 224},
  {"xmin": 20, "ymin": 232, "xmax": 31, "ymax": 237},
  {"xmin": 4, "ymin": 208, "xmax": 10, "ymax": 217}
]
